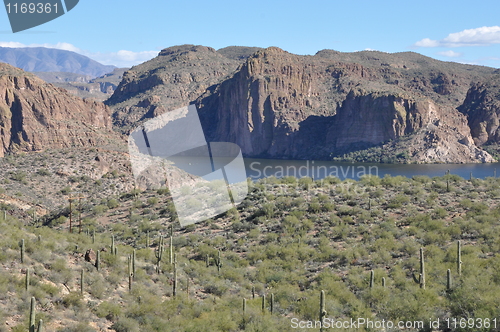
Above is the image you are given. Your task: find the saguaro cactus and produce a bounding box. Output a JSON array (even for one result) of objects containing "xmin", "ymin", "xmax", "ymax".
[
  {"xmin": 252, "ymin": 286, "xmax": 256, "ymax": 299},
  {"xmin": 29, "ymin": 297, "xmax": 36, "ymax": 332},
  {"xmin": 173, "ymin": 262, "xmax": 177, "ymax": 297},
  {"xmin": 95, "ymin": 250, "xmax": 101, "ymax": 271},
  {"xmin": 412, "ymin": 247, "xmax": 425, "ymax": 289},
  {"xmin": 320, "ymin": 290, "xmax": 327, "ymax": 331},
  {"xmin": 270, "ymin": 293, "xmax": 275, "ymax": 315},
  {"xmin": 447, "ymin": 269, "xmax": 452, "ymax": 291},
  {"xmin": 80, "ymin": 270, "xmax": 84, "ymax": 294},
  {"xmin": 419, "ymin": 247, "xmax": 425, "ymax": 289},
  {"xmin": 262, "ymin": 294, "xmax": 266, "ymax": 313},
  {"xmin": 382, "ymin": 277, "xmax": 386, "ymax": 288},
  {"xmin": 155, "ymin": 236, "xmax": 164, "ymax": 273},
  {"xmin": 128, "ymin": 255, "xmax": 133, "ymax": 291},
  {"xmin": 243, "ymin": 298, "xmax": 247, "ymax": 314},
  {"xmin": 111, "ymin": 235, "xmax": 115, "ymax": 256},
  {"xmin": 369, "ymin": 270, "xmax": 374, "ymax": 288},
  {"xmin": 25, "ymin": 268, "xmax": 30, "ymax": 291},
  {"xmin": 132, "ymin": 249, "xmax": 136, "ymax": 279},
  {"xmin": 21, "ymin": 239, "xmax": 25, "ymax": 264},
  {"xmin": 215, "ymin": 249, "xmax": 223, "ymax": 273},
  {"xmin": 36, "ymin": 319, "xmax": 43, "ymax": 332},
  {"xmin": 169, "ymin": 225, "xmax": 174, "ymax": 264},
  {"xmin": 457, "ymin": 240, "xmax": 462, "ymax": 276}
]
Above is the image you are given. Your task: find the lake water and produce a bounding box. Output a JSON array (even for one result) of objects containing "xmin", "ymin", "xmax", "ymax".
[{"xmin": 243, "ymin": 158, "xmax": 500, "ymax": 180}]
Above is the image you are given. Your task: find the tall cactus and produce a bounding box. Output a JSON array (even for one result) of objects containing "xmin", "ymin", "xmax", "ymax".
[
  {"xmin": 215, "ymin": 249, "xmax": 223, "ymax": 273},
  {"xmin": 252, "ymin": 286, "xmax": 256, "ymax": 299},
  {"xmin": 457, "ymin": 240, "xmax": 462, "ymax": 276},
  {"xmin": 420, "ymin": 247, "xmax": 425, "ymax": 289},
  {"xmin": 169, "ymin": 225, "xmax": 174, "ymax": 264},
  {"xmin": 146, "ymin": 230, "xmax": 150, "ymax": 248},
  {"xmin": 80, "ymin": 270, "xmax": 84, "ymax": 294},
  {"xmin": 369, "ymin": 270, "xmax": 374, "ymax": 288},
  {"xmin": 29, "ymin": 297, "xmax": 36, "ymax": 332},
  {"xmin": 173, "ymin": 261, "xmax": 177, "ymax": 297},
  {"xmin": 21, "ymin": 239, "xmax": 25, "ymax": 264},
  {"xmin": 132, "ymin": 249, "xmax": 136, "ymax": 280},
  {"xmin": 270, "ymin": 293, "xmax": 275, "ymax": 315},
  {"xmin": 155, "ymin": 236, "xmax": 164, "ymax": 273},
  {"xmin": 320, "ymin": 290, "xmax": 327, "ymax": 332},
  {"xmin": 25, "ymin": 268, "xmax": 30, "ymax": 291},
  {"xmin": 382, "ymin": 277, "xmax": 386, "ymax": 288},
  {"xmin": 412, "ymin": 247, "xmax": 425, "ymax": 289},
  {"xmin": 36, "ymin": 319, "xmax": 43, "ymax": 332},
  {"xmin": 95, "ymin": 250, "xmax": 101, "ymax": 271},
  {"xmin": 243, "ymin": 297, "xmax": 247, "ymax": 314},
  {"xmin": 128, "ymin": 255, "xmax": 133, "ymax": 291},
  {"xmin": 447, "ymin": 269, "xmax": 452, "ymax": 291},
  {"xmin": 111, "ymin": 235, "xmax": 115, "ymax": 256},
  {"xmin": 262, "ymin": 294, "xmax": 266, "ymax": 313}
]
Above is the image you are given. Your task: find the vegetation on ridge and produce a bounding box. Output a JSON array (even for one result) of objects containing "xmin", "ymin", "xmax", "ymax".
[{"xmin": 1, "ymin": 170, "xmax": 500, "ymax": 331}]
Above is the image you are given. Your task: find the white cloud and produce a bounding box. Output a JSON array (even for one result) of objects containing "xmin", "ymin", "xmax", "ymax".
[
  {"xmin": 414, "ymin": 38, "xmax": 439, "ymax": 47},
  {"xmin": 0, "ymin": 41, "xmax": 158, "ymax": 67},
  {"xmin": 415, "ymin": 26, "xmax": 500, "ymax": 47},
  {"xmin": 0, "ymin": 41, "xmax": 27, "ymax": 48},
  {"xmin": 89, "ymin": 50, "xmax": 159, "ymax": 68},
  {"xmin": 437, "ymin": 50, "xmax": 462, "ymax": 58}
]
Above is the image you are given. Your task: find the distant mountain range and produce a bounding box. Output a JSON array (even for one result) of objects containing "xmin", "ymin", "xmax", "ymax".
[
  {"xmin": 1, "ymin": 44, "xmax": 500, "ymax": 164},
  {"xmin": 0, "ymin": 46, "xmax": 115, "ymax": 78}
]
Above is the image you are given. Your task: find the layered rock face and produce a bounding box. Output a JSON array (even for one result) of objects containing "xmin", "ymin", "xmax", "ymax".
[
  {"xmin": 0, "ymin": 63, "xmax": 116, "ymax": 157},
  {"xmin": 327, "ymin": 91, "xmax": 493, "ymax": 162},
  {"xmin": 108, "ymin": 45, "xmax": 499, "ymax": 163},
  {"xmin": 196, "ymin": 47, "xmax": 493, "ymax": 162},
  {"xmin": 458, "ymin": 76, "xmax": 500, "ymax": 146}
]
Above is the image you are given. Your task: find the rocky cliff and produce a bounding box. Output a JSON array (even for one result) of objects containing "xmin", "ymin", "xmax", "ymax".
[
  {"xmin": 107, "ymin": 45, "xmax": 499, "ymax": 163},
  {"xmin": 458, "ymin": 75, "xmax": 500, "ymax": 146},
  {"xmin": 0, "ymin": 63, "xmax": 118, "ymax": 157},
  {"xmin": 106, "ymin": 45, "xmax": 245, "ymax": 131}
]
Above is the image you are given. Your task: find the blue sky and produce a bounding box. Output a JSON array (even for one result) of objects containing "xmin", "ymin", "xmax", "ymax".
[{"xmin": 0, "ymin": 0, "xmax": 499, "ymax": 68}]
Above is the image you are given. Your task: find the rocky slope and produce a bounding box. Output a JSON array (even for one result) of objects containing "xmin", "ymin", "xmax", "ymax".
[
  {"xmin": 107, "ymin": 45, "xmax": 499, "ymax": 163},
  {"xmin": 0, "ymin": 63, "xmax": 121, "ymax": 157},
  {"xmin": 46, "ymin": 68, "xmax": 128, "ymax": 101},
  {"xmin": 106, "ymin": 45, "xmax": 246, "ymax": 131},
  {"xmin": 458, "ymin": 74, "xmax": 500, "ymax": 146}
]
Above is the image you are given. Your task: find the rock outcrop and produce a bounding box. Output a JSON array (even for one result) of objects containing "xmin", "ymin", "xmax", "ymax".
[
  {"xmin": 458, "ymin": 76, "xmax": 500, "ymax": 146},
  {"xmin": 196, "ymin": 47, "xmax": 493, "ymax": 162},
  {"xmin": 0, "ymin": 63, "xmax": 117, "ymax": 157},
  {"xmin": 106, "ymin": 45, "xmax": 244, "ymax": 130},
  {"xmin": 107, "ymin": 45, "xmax": 499, "ymax": 163}
]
